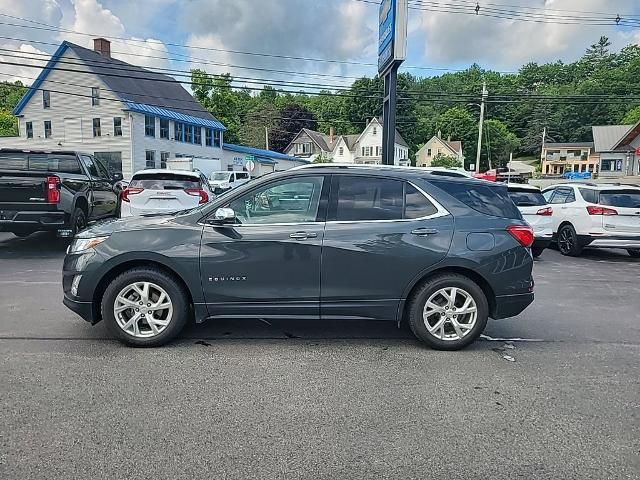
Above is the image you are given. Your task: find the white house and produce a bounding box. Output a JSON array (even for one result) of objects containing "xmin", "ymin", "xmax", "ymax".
[
  {"xmin": 0, "ymin": 38, "xmax": 226, "ymax": 178},
  {"xmin": 284, "ymin": 118, "xmax": 410, "ymax": 165}
]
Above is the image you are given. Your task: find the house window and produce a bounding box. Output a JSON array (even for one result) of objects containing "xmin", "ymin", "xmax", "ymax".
[
  {"xmin": 185, "ymin": 125, "xmax": 193, "ymax": 143},
  {"xmin": 339, "ymin": 146, "xmax": 344, "ymax": 155},
  {"xmin": 26, "ymin": 121, "xmax": 33, "ymax": 139},
  {"xmin": 145, "ymin": 115, "xmax": 155, "ymax": 137},
  {"xmin": 91, "ymin": 87, "xmax": 100, "ymax": 106},
  {"xmin": 437, "ymin": 148, "xmax": 442, "ymax": 154},
  {"xmin": 159, "ymin": 119, "xmax": 169, "ymax": 139},
  {"xmin": 213, "ymin": 130, "xmax": 221, "ymax": 148},
  {"xmin": 174, "ymin": 122, "xmax": 184, "ymax": 142},
  {"xmin": 43, "ymin": 90, "xmax": 50, "ymax": 108},
  {"xmin": 296, "ymin": 143, "xmax": 311, "ymax": 154},
  {"xmin": 44, "ymin": 121, "xmax": 52, "ymax": 138},
  {"xmin": 92, "ymin": 118, "xmax": 101, "ymax": 137},
  {"xmin": 376, "ymin": 146, "xmax": 381, "ymax": 156},
  {"xmin": 145, "ymin": 150, "xmax": 156, "ymax": 169},
  {"xmin": 205, "ymin": 128, "xmax": 213, "ymax": 147},
  {"xmin": 427, "ymin": 148, "xmax": 432, "ymax": 156},
  {"xmin": 193, "ymin": 126, "xmax": 201, "ymax": 145},
  {"xmin": 372, "ymin": 127, "xmax": 377, "ymax": 135},
  {"xmin": 601, "ymin": 159, "xmax": 623, "ymax": 171},
  {"xmin": 160, "ymin": 151, "xmax": 169, "ymax": 169},
  {"xmin": 113, "ymin": 117, "xmax": 122, "ymax": 137}
]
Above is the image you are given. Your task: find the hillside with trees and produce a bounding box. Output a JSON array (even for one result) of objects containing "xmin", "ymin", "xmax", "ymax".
[{"xmin": 2, "ymin": 37, "xmax": 640, "ymax": 170}]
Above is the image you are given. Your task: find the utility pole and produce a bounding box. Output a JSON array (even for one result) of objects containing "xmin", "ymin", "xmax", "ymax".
[
  {"xmin": 540, "ymin": 126, "xmax": 546, "ymax": 165},
  {"xmin": 265, "ymin": 126, "xmax": 269, "ymax": 150},
  {"xmin": 475, "ymin": 81, "xmax": 487, "ymax": 173}
]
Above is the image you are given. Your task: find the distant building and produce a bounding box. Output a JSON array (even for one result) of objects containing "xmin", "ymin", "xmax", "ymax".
[
  {"xmin": 415, "ymin": 131, "xmax": 464, "ymax": 167},
  {"xmin": 284, "ymin": 118, "xmax": 409, "ymax": 165},
  {"xmin": 541, "ymin": 142, "xmax": 597, "ymax": 176},
  {"xmin": 221, "ymin": 143, "xmax": 308, "ymax": 177},
  {"xmin": 592, "ymin": 123, "xmax": 640, "ymax": 177}
]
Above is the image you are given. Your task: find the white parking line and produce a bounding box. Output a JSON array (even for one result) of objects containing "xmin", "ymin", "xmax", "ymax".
[{"xmin": 480, "ymin": 334, "xmax": 545, "ymax": 342}]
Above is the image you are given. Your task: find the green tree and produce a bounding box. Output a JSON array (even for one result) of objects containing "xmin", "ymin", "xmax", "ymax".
[
  {"xmin": 436, "ymin": 106, "xmax": 478, "ymax": 167},
  {"xmin": 0, "ymin": 109, "xmax": 18, "ymax": 136},
  {"xmin": 430, "ymin": 153, "xmax": 462, "ymax": 168},
  {"xmin": 312, "ymin": 153, "xmax": 332, "ymax": 163},
  {"xmin": 270, "ymin": 104, "xmax": 317, "ymax": 153},
  {"xmin": 483, "ymin": 119, "xmax": 520, "ymax": 169},
  {"xmin": 0, "ymin": 81, "xmax": 26, "ymax": 111},
  {"xmin": 621, "ymin": 106, "xmax": 640, "ymax": 125},
  {"xmin": 239, "ymin": 103, "xmax": 279, "ymax": 149}
]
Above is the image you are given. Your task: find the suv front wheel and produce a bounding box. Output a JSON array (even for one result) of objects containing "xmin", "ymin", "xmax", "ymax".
[
  {"xmin": 101, "ymin": 267, "xmax": 190, "ymax": 347},
  {"xmin": 407, "ymin": 274, "xmax": 489, "ymax": 351}
]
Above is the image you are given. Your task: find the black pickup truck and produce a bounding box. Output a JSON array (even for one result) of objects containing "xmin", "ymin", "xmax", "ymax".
[{"xmin": 0, "ymin": 149, "xmax": 124, "ymax": 238}]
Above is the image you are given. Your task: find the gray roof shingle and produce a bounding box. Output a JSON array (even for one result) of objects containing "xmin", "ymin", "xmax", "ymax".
[{"xmin": 592, "ymin": 125, "xmax": 633, "ymax": 152}]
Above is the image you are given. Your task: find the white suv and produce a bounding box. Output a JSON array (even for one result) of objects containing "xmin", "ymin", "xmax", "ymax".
[
  {"xmin": 208, "ymin": 171, "xmax": 251, "ymax": 194},
  {"xmin": 542, "ymin": 183, "xmax": 640, "ymax": 257},
  {"xmin": 507, "ymin": 184, "xmax": 553, "ymax": 257}
]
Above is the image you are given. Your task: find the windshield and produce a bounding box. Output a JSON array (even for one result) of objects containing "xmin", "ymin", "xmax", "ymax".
[
  {"xmin": 210, "ymin": 172, "xmax": 231, "ymax": 181},
  {"xmin": 508, "ymin": 189, "xmax": 547, "ymax": 207},
  {"xmin": 599, "ymin": 190, "xmax": 640, "ymax": 208}
]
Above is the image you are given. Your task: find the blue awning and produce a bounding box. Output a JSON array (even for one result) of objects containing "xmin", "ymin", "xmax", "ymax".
[
  {"xmin": 223, "ymin": 143, "xmax": 308, "ymax": 162},
  {"xmin": 124, "ymin": 101, "xmax": 226, "ymax": 131}
]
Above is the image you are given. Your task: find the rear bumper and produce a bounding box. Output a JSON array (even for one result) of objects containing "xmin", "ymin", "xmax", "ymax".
[
  {"xmin": 63, "ymin": 295, "xmax": 96, "ymax": 323},
  {"xmin": 0, "ymin": 210, "xmax": 66, "ymax": 231},
  {"xmin": 492, "ymin": 292, "xmax": 534, "ymax": 319},
  {"xmin": 588, "ymin": 236, "xmax": 640, "ymax": 249}
]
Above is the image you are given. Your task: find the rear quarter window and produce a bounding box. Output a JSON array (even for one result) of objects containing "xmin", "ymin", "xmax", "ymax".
[
  {"xmin": 0, "ymin": 153, "xmax": 28, "ymax": 170},
  {"xmin": 431, "ymin": 180, "xmax": 521, "ymax": 219},
  {"xmin": 578, "ymin": 188, "xmax": 598, "ymax": 204},
  {"xmin": 29, "ymin": 155, "xmax": 82, "ymax": 174}
]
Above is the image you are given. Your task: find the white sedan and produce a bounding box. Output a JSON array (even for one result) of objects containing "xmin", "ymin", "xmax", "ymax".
[
  {"xmin": 120, "ymin": 169, "xmax": 214, "ymax": 217},
  {"xmin": 507, "ymin": 184, "xmax": 553, "ymax": 257}
]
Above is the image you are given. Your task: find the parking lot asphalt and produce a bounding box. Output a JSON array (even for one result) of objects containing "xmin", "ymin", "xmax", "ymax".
[{"xmin": 1, "ymin": 232, "xmax": 639, "ymax": 479}]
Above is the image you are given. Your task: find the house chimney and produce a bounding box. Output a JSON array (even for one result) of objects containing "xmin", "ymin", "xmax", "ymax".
[
  {"xmin": 93, "ymin": 38, "xmax": 111, "ymax": 58},
  {"xmin": 448, "ymin": 135, "xmax": 451, "ymax": 142},
  {"xmin": 329, "ymin": 126, "xmax": 334, "ymax": 144},
  {"xmin": 437, "ymin": 129, "xmax": 442, "ymax": 138}
]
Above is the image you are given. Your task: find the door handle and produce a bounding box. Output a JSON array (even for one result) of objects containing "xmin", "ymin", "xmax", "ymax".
[
  {"xmin": 411, "ymin": 228, "xmax": 439, "ymax": 236},
  {"xmin": 289, "ymin": 231, "xmax": 317, "ymax": 240}
]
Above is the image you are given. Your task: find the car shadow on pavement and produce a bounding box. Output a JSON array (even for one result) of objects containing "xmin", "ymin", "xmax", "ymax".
[{"xmin": 0, "ymin": 232, "xmax": 70, "ymax": 258}]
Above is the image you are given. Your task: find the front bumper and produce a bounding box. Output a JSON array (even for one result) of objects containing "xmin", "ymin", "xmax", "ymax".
[
  {"xmin": 63, "ymin": 295, "xmax": 96, "ymax": 323},
  {"xmin": 492, "ymin": 292, "xmax": 534, "ymax": 319}
]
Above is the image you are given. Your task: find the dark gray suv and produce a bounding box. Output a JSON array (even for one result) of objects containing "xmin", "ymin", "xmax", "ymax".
[{"xmin": 63, "ymin": 165, "xmax": 535, "ymax": 350}]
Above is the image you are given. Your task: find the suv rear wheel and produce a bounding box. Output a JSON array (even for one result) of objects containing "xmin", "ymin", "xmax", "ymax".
[
  {"xmin": 557, "ymin": 224, "xmax": 582, "ymax": 257},
  {"xmin": 407, "ymin": 274, "xmax": 488, "ymax": 351},
  {"xmin": 101, "ymin": 267, "xmax": 189, "ymax": 347}
]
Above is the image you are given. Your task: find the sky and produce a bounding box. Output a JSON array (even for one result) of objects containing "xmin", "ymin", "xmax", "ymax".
[{"xmin": 1, "ymin": 0, "xmax": 640, "ymax": 90}]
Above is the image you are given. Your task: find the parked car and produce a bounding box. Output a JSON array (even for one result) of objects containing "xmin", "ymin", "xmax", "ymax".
[
  {"xmin": 120, "ymin": 170, "xmax": 214, "ymax": 217},
  {"xmin": 0, "ymin": 149, "xmax": 122, "ymax": 237},
  {"xmin": 63, "ymin": 165, "xmax": 535, "ymax": 349},
  {"xmin": 208, "ymin": 171, "xmax": 251, "ymax": 194},
  {"xmin": 507, "ymin": 184, "xmax": 553, "ymax": 257},
  {"xmin": 542, "ymin": 183, "xmax": 640, "ymax": 257}
]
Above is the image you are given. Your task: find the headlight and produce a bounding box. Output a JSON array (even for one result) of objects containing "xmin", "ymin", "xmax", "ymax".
[{"xmin": 67, "ymin": 236, "xmax": 109, "ymax": 254}]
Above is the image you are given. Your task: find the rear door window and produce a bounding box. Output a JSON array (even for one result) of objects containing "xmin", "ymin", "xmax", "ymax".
[
  {"xmin": 405, "ymin": 183, "xmax": 438, "ymax": 218},
  {"xmin": 332, "ymin": 176, "xmax": 404, "ymax": 221},
  {"xmin": 508, "ymin": 188, "xmax": 547, "ymax": 207},
  {"xmin": 599, "ymin": 190, "xmax": 640, "ymax": 208},
  {"xmin": 431, "ymin": 180, "xmax": 521, "ymax": 219},
  {"xmin": 549, "ymin": 188, "xmax": 571, "ymax": 204},
  {"xmin": 129, "ymin": 173, "xmax": 200, "ymax": 190}
]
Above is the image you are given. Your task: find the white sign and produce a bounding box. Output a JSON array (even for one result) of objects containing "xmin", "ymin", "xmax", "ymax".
[
  {"xmin": 246, "ymin": 160, "xmax": 256, "ymax": 172},
  {"xmin": 378, "ymin": 0, "xmax": 408, "ymax": 74}
]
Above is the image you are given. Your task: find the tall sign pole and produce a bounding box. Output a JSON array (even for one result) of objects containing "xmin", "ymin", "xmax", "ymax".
[
  {"xmin": 475, "ymin": 81, "xmax": 487, "ymax": 173},
  {"xmin": 379, "ymin": 0, "xmax": 408, "ymax": 166}
]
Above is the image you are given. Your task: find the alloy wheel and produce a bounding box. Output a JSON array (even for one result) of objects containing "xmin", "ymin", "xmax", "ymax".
[
  {"xmin": 423, "ymin": 287, "xmax": 478, "ymax": 341},
  {"xmin": 558, "ymin": 227, "xmax": 574, "ymax": 254},
  {"xmin": 114, "ymin": 281, "xmax": 173, "ymax": 338}
]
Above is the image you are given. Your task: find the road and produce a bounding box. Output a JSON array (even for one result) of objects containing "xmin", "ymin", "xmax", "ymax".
[{"xmin": 1, "ymin": 232, "xmax": 638, "ymax": 479}]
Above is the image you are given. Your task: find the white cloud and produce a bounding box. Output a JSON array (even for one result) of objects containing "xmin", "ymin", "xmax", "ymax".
[
  {"xmin": 409, "ymin": 0, "xmax": 640, "ymax": 70},
  {"xmin": 0, "ymin": 43, "xmax": 50, "ymax": 84}
]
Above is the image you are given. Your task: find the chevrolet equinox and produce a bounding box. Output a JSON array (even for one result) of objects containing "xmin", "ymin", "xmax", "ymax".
[{"xmin": 63, "ymin": 165, "xmax": 535, "ymax": 349}]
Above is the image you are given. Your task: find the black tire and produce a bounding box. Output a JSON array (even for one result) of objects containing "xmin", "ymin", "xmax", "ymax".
[
  {"xmin": 70, "ymin": 207, "xmax": 87, "ymax": 236},
  {"xmin": 407, "ymin": 273, "xmax": 489, "ymax": 351},
  {"xmin": 628, "ymin": 249, "xmax": 640, "ymax": 258},
  {"xmin": 101, "ymin": 267, "xmax": 190, "ymax": 347},
  {"xmin": 532, "ymin": 246, "xmax": 545, "ymax": 258},
  {"xmin": 557, "ymin": 224, "xmax": 582, "ymax": 257}
]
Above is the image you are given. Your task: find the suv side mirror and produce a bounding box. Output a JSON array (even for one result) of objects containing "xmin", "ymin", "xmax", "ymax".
[
  {"xmin": 209, "ymin": 207, "xmax": 236, "ymax": 225},
  {"xmin": 111, "ymin": 172, "xmax": 123, "ymax": 182}
]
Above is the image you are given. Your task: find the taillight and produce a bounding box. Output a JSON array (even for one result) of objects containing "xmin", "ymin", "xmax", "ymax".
[
  {"xmin": 507, "ymin": 225, "xmax": 535, "ymax": 248},
  {"xmin": 45, "ymin": 176, "xmax": 60, "ymax": 203},
  {"xmin": 121, "ymin": 187, "xmax": 143, "ymax": 203},
  {"xmin": 536, "ymin": 207, "xmax": 553, "ymax": 216},
  {"xmin": 185, "ymin": 188, "xmax": 209, "ymax": 205},
  {"xmin": 587, "ymin": 206, "xmax": 618, "ymax": 216}
]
